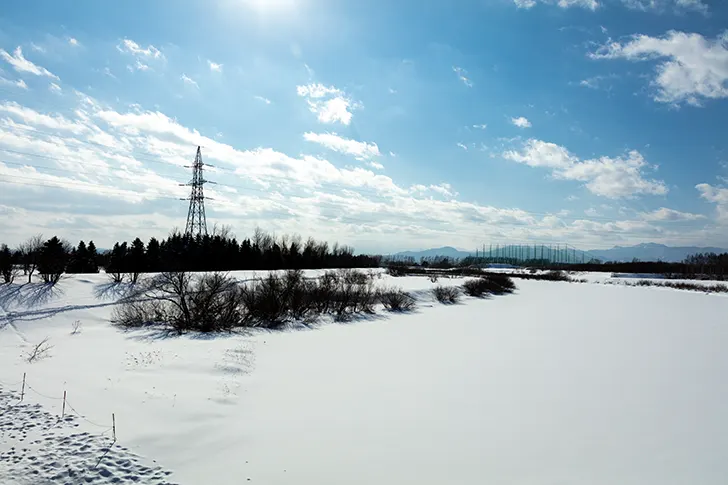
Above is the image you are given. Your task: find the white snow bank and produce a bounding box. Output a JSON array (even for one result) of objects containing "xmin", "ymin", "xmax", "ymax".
[{"xmin": 2, "ymin": 272, "xmax": 728, "ymax": 484}]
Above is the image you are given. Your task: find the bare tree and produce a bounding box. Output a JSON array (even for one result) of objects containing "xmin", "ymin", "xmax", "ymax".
[
  {"xmin": 19, "ymin": 234, "xmax": 44, "ymax": 284},
  {"xmin": 26, "ymin": 337, "xmax": 53, "ymax": 363},
  {"xmin": 211, "ymin": 223, "xmax": 234, "ymax": 239}
]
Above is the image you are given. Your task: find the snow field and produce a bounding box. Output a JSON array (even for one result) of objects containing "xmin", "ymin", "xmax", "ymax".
[{"xmin": 2, "ymin": 271, "xmax": 728, "ymax": 484}]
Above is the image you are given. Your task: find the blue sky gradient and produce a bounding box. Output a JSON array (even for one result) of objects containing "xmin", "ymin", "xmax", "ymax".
[{"xmin": 1, "ymin": 0, "xmax": 727, "ymax": 252}]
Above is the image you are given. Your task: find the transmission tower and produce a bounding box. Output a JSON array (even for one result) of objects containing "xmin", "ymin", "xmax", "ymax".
[{"xmin": 183, "ymin": 146, "xmax": 209, "ymax": 238}]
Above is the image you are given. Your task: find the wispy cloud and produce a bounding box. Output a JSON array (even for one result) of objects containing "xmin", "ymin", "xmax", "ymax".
[
  {"xmin": 639, "ymin": 207, "xmax": 706, "ymax": 221},
  {"xmin": 621, "ymin": 0, "xmax": 708, "ymax": 14},
  {"xmin": 181, "ymin": 74, "xmax": 199, "ymax": 88},
  {"xmin": 453, "ymin": 66, "xmax": 473, "ymax": 87},
  {"xmin": 0, "ymin": 46, "xmax": 59, "ymax": 79},
  {"xmin": 208, "ymin": 60, "xmax": 223, "ymax": 72},
  {"xmin": 513, "ymin": 0, "xmax": 599, "ymax": 9},
  {"xmin": 117, "ymin": 38, "xmax": 163, "ymax": 59},
  {"xmin": 304, "ymin": 132, "xmax": 380, "ymax": 160},
  {"xmin": 49, "ymin": 82, "xmax": 62, "ymax": 93},
  {"xmin": 511, "ymin": 116, "xmax": 532, "ymax": 128},
  {"xmin": 457, "ymin": 142, "xmax": 468, "ymax": 151},
  {"xmin": 68, "ymin": 37, "xmax": 80, "ymax": 47},
  {"xmin": 0, "ymin": 77, "xmax": 28, "ymax": 89},
  {"xmin": 472, "ymin": 124, "xmax": 487, "ymax": 130},
  {"xmin": 254, "ymin": 95, "xmax": 271, "ymax": 104}
]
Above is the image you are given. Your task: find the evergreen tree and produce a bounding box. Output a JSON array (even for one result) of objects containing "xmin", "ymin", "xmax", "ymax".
[
  {"xmin": 127, "ymin": 238, "xmax": 146, "ymax": 283},
  {"xmin": 86, "ymin": 241, "xmax": 99, "ymax": 273},
  {"xmin": 0, "ymin": 244, "xmax": 15, "ymax": 283},
  {"xmin": 146, "ymin": 237, "xmax": 161, "ymax": 272},
  {"xmin": 38, "ymin": 236, "xmax": 68, "ymax": 284}
]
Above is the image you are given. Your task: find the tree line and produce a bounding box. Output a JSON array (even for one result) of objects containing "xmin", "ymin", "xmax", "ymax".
[{"xmin": 0, "ymin": 229, "xmax": 381, "ymax": 284}]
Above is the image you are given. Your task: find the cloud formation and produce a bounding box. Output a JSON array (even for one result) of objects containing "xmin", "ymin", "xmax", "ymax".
[
  {"xmin": 0, "ymin": 47, "xmax": 59, "ymax": 79},
  {"xmin": 296, "ymin": 83, "xmax": 357, "ymax": 125},
  {"xmin": 503, "ymin": 139, "xmax": 668, "ymax": 198},
  {"xmin": 453, "ymin": 66, "xmax": 473, "ymax": 87},
  {"xmin": 511, "ymin": 116, "xmax": 532, "ymax": 128},
  {"xmin": 304, "ymin": 132, "xmax": 380, "ymax": 160},
  {"xmin": 513, "ymin": 0, "xmax": 598, "ymax": 10},
  {"xmin": 591, "ymin": 30, "xmax": 728, "ymax": 106}
]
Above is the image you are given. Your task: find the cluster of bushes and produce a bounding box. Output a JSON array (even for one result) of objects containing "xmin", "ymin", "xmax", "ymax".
[
  {"xmin": 433, "ymin": 285, "xmax": 460, "ymax": 304},
  {"xmin": 112, "ymin": 269, "xmax": 414, "ymax": 333},
  {"xmin": 462, "ymin": 274, "xmax": 517, "ymax": 297},
  {"xmin": 618, "ymin": 279, "xmax": 728, "ymax": 294},
  {"xmin": 386, "ymin": 265, "xmax": 572, "ymax": 283}
]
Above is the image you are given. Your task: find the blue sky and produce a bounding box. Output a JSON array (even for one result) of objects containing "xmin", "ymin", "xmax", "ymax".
[{"xmin": 1, "ymin": 0, "xmax": 727, "ymax": 253}]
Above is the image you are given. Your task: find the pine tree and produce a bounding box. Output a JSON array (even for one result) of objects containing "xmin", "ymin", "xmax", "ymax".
[
  {"xmin": 146, "ymin": 237, "xmax": 161, "ymax": 273},
  {"xmin": 86, "ymin": 241, "xmax": 99, "ymax": 273},
  {"xmin": 127, "ymin": 238, "xmax": 146, "ymax": 283},
  {"xmin": 38, "ymin": 236, "xmax": 68, "ymax": 284},
  {"xmin": 0, "ymin": 244, "xmax": 15, "ymax": 283}
]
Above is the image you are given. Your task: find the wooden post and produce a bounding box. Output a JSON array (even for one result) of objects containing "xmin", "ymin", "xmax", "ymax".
[
  {"xmin": 112, "ymin": 413, "xmax": 116, "ymax": 441},
  {"xmin": 62, "ymin": 390, "xmax": 67, "ymax": 417},
  {"xmin": 21, "ymin": 373, "xmax": 26, "ymax": 401}
]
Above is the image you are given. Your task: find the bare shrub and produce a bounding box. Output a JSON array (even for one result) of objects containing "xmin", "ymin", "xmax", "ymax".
[
  {"xmin": 241, "ymin": 274, "xmax": 291, "ymax": 328},
  {"xmin": 380, "ymin": 289, "xmax": 416, "ymax": 312},
  {"xmin": 433, "ymin": 285, "xmax": 460, "ymax": 304},
  {"xmin": 429, "ymin": 274, "xmax": 439, "ymax": 283},
  {"xmin": 26, "ymin": 337, "xmax": 53, "ymax": 363},
  {"xmin": 331, "ymin": 270, "xmax": 378, "ymax": 321},
  {"xmin": 71, "ymin": 320, "xmax": 82, "ymax": 335},
  {"xmin": 386, "ymin": 265, "xmax": 408, "ymax": 277},
  {"xmin": 112, "ymin": 272, "xmax": 246, "ymax": 333},
  {"xmin": 462, "ymin": 276, "xmax": 516, "ymax": 297}
]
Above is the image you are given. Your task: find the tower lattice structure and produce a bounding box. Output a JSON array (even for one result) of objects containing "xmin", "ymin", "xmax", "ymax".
[{"xmin": 183, "ymin": 146, "xmax": 209, "ymax": 238}]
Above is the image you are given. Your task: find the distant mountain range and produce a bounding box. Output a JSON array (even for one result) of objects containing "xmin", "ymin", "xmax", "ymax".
[
  {"xmin": 390, "ymin": 246, "xmax": 473, "ymax": 261},
  {"xmin": 584, "ymin": 243, "xmax": 727, "ymax": 263},
  {"xmin": 391, "ymin": 243, "xmax": 727, "ymax": 263}
]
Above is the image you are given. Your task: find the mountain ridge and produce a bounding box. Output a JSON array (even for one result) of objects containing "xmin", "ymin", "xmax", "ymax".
[{"xmin": 391, "ymin": 243, "xmax": 727, "ymax": 263}]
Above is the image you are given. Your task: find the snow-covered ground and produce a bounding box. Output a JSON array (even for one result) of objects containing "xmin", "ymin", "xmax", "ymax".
[{"xmin": 2, "ymin": 271, "xmax": 728, "ymax": 484}]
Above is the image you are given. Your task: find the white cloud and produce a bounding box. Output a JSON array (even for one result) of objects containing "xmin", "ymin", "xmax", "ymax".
[
  {"xmin": 208, "ymin": 60, "xmax": 223, "ymax": 72},
  {"xmin": 453, "ymin": 66, "xmax": 473, "ymax": 87},
  {"xmin": 0, "ymin": 77, "xmax": 28, "ymax": 89},
  {"xmin": 457, "ymin": 143, "xmax": 468, "ymax": 151},
  {"xmin": 296, "ymin": 83, "xmax": 342, "ymax": 98},
  {"xmin": 296, "ymin": 83, "xmax": 357, "ymax": 125},
  {"xmin": 304, "ymin": 132, "xmax": 380, "ymax": 160},
  {"xmin": 639, "ymin": 207, "xmax": 706, "ymax": 221},
  {"xmin": 696, "ymin": 183, "xmax": 728, "ymax": 222},
  {"xmin": 621, "ymin": 0, "xmax": 708, "ymax": 14},
  {"xmin": 49, "ymin": 82, "xmax": 62, "ymax": 93},
  {"xmin": 68, "ymin": 37, "xmax": 80, "ymax": 47},
  {"xmin": 472, "ymin": 124, "xmax": 487, "ymax": 129},
  {"xmin": 0, "ymin": 47, "xmax": 59, "ymax": 79},
  {"xmin": 513, "ymin": 0, "xmax": 598, "ymax": 9},
  {"xmin": 0, "ymin": 90, "xmax": 712, "ymax": 250},
  {"xmin": 254, "ymin": 95, "xmax": 271, "ymax": 104},
  {"xmin": 590, "ymin": 30, "xmax": 728, "ymax": 106},
  {"xmin": 503, "ymin": 139, "xmax": 668, "ymax": 198},
  {"xmin": 511, "ymin": 116, "xmax": 532, "ymax": 128},
  {"xmin": 181, "ymin": 74, "xmax": 199, "ymax": 88},
  {"xmin": 117, "ymin": 38, "xmax": 163, "ymax": 59}
]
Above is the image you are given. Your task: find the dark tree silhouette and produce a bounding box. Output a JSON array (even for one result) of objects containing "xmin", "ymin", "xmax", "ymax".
[
  {"xmin": 0, "ymin": 244, "xmax": 17, "ymax": 283},
  {"xmin": 38, "ymin": 236, "xmax": 69, "ymax": 284},
  {"xmin": 19, "ymin": 234, "xmax": 44, "ymax": 283}
]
